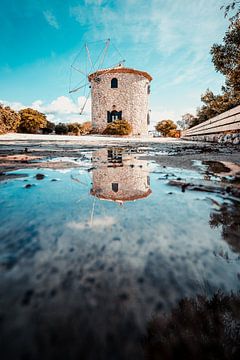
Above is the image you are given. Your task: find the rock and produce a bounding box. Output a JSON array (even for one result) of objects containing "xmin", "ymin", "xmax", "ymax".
[
  {"xmin": 35, "ymin": 173, "xmax": 45, "ymax": 180},
  {"xmin": 25, "ymin": 184, "xmax": 32, "ymax": 188},
  {"xmin": 233, "ymin": 137, "xmax": 240, "ymax": 145}
]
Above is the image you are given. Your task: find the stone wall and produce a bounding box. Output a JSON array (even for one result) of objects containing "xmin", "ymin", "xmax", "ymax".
[
  {"xmin": 90, "ymin": 71, "xmax": 151, "ymax": 136},
  {"xmin": 182, "ymin": 105, "xmax": 240, "ymax": 144},
  {"xmin": 182, "ymin": 132, "xmax": 240, "ymax": 145}
]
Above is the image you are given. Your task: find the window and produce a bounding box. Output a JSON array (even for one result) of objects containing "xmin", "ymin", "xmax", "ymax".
[
  {"xmin": 112, "ymin": 183, "xmax": 119, "ymax": 192},
  {"xmin": 107, "ymin": 110, "xmax": 122, "ymax": 123},
  {"xmin": 111, "ymin": 78, "xmax": 118, "ymax": 88}
]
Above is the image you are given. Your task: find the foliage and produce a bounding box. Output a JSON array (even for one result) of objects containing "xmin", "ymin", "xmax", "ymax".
[
  {"xmin": 80, "ymin": 121, "xmax": 92, "ymax": 135},
  {"xmin": 55, "ymin": 123, "xmax": 69, "ymax": 135},
  {"xmin": 188, "ymin": 20, "xmax": 240, "ymax": 128},
  {"xmin": 0, "ymin": 104, "xmax": 21, "ymax": 134},
  {"xmin": 177, "ymin": 113, "xmax": 197, "ymax": 130},
  {"xmin": 42, "ymin": 120, "xmax": 55, "ymax": 134},
  {"xmin": 221, "ymin": 1, "xmax": 240, "ymax": 22},
  {"xmin": 155, "ymin": 120, "xmax": 177, "ymax": 137},
  {"xmin": 68, "ymin": 122, "xmax": 81, "ymax": 135},
  {"xmin": 18, "ymin": 108, "xmax": 47, "ymax": 134},
  {"xmin": 103, "ymin": 119, "xmax": 132, "ymax": 135},
  {"xmin": 168, "ymin": 129, "xmax": 180, "ymax": 138},
  {"xmin": 145, "ymin": 292, "xmax": 240, "ymax": 360},
  {"xmin": 211, "ymin": 20, "xmax": 240, "ymax": 96}
]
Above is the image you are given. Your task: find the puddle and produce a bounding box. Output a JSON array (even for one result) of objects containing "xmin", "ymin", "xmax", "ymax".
[{"xmin": 0, "ymin": 148, "xmax": 240, "ymax": 359}]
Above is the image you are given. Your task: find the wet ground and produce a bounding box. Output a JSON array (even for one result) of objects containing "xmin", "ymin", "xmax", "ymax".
[{"xmin": 0, "ymin": 140, "xmax": 240, "ymax": 360}]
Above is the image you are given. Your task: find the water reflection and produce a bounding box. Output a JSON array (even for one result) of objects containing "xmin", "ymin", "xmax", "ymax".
[
  {"xmin": 1, "ymin": 148, "xmax": 240, "ymax": 359},
  {"xmin": 145, "ymin": 292, "xmax": 240, "ymax": 360},
  {"xmin": 90, "ymin": 149, "xmax": 151, "ymax": 203},
  {"xmin": 210, "ymin": 201, "xmax": 240, "ymax": 254}
]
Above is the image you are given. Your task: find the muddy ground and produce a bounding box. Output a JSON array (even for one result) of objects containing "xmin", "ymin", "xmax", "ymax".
[{"xmin": 0, "ymin": 138, "xmax": 239, "ymax": 172}]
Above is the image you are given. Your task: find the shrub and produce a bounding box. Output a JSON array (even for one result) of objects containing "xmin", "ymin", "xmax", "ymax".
[
  {"xmin": 0, "ymin": 104, "xmax": 21, "ymax": 133},
  {"xmin": 155, "ymin": 120, "xmax": 177, "ymax": 137},
  {"xmin": 168, "ymin": 129, "xmax": 181, "ymax": 138},
  {"xmin": 42, "ymin": 120, "xmax": 55, "ymax": 134},
  {"xmin": 18, "ymin": 108, "xmax": 47, "ymax": 134},
  {"xmin": 80, "ymin": 121, "xmax": 92, "ymax": 135},
  {"xmin": 55, "ymin": 123, "xmax": 69, "ymax": 135},
  {"xmin": 68, "ymin": 122, "xmax": 81, "ymax": 135},
  {"xmin": 103, "ymin": 119, "xmax": 132, "ymax": 136}
]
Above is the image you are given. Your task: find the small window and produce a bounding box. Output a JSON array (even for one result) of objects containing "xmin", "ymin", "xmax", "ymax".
[
  {"xmin": 147, "ymin": 85, "xmax": 150, "ymax": 94},
  {"xmin": 112, "ymin": 183, "xmax": 118, "ymax": 192},
  {"xmin": 147, "ymin": 113, "xmax": 150, "ymax": 125},
  {"xmin": 111, "ymin": 78, "xmax": 118, "ymax": 88}
]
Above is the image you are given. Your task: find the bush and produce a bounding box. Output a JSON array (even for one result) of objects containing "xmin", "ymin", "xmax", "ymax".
[
  {"xmin": 80, "ymin": 121, "xmax": 92, "ymax": 135},
  {"xmin": 55, "ymin": 123, "xmax": 69, "ymax": 135},
  {"xmin": 168, "ymin": 129, "xmax": 181, "ymax": 138},
  {"xmin": 68, "ymin": 123, "xmax": 81, "ymax": 135},
  {"xmin": 0, "ymin": 104, "xmax": 21, "ymax": 133},
  {"xmin": 103, "ymin": 119, "xmax": 132, "ymax": 136},
  {"xmin": 18, "ymin": 108, "xmax": 47, "ymax": 134},
  {"xmin": 155, "ymin": 119, "xmax": 177, "ymax": 137},
  {"xmin": 42, "ymin": 120, "xmax": 55, "ymax": 134}
]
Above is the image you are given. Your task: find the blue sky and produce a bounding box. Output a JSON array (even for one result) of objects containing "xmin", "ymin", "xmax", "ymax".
[{"xmin": 0, "ymin": 0, "xmax": 229, "ymax": 127}]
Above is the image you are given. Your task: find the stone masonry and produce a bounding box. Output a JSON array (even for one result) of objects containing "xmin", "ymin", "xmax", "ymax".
[
  {"xmin": 88, "ymin": 67, "xmax": 152, "ymax": 136},
  {"xmin": 90, "ymin": 149, "xmax": 152, "ymax": 202}
]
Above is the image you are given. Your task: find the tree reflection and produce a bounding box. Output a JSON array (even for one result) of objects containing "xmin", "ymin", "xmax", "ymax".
[
  {"xmin": 144, "ymin": 292, "xmax": 240, "ymax": 360},
  {"xmin": 209, "ymin": 201, "xmax": 240, "ymax": 253}
]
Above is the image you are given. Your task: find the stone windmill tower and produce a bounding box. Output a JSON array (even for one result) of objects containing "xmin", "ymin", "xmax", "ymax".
[
  {"xmin": 88, "ymin": 65, "xmax": 152, "ymax": 136},
  {"xmin": 69, "ymin": 40, "xmax": 152, "ymax": 136}
]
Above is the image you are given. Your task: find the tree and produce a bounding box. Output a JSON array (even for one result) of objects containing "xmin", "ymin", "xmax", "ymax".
[
  {"xmin": 155, "ymin": 120, "xmax": 177, "ymax": 137},
  {"xmin": 191, "ymin": 20, "xmax": 240, "ymax": 127},
  {"xmin": 103, "ymin": 119, "xmax": 132, "ymax": 135},
  {"xmin": 80, "ymin": 121, "xmax": 92, "ymax": 135},
  {"xmin": 0, "ymin": 104, "xmax": 21, "ymax": 134},
  {"xmin": 221, "ymin": 1, "xmax": 240, "ymax": 22},
  {"xmin": 177, "ymin": 113, "xmax": 197, "ymax": 130},
  {"xmin": 211, "ymin": 20, "xmax": 240, "ymax": 96},
  {"xmin": 42, "ymin": 120, "xmax": 55, "ymax": 134},
  {"xmin": 18, "ymin": 108, "xmax": 47, "ymax": 134},
  {"xmin": 55, "ymin": 123, "xmax": 69, "ymax": 135},
  {"xmin": 68, "ymin": 123, "xmax": 81, "ymax": 135}
]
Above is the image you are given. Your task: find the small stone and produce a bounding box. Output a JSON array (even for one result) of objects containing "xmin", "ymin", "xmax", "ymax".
[
  {"xmin": 25, "ymin": 184, "xmax": 32, "ymax": 188},
  {"xmin": 113, "ymin": 236, "xmax": 121, "ymax": 241},
  {"xmin": 35, "ymin": 173, "xmax": 45, "ymax": 180}
]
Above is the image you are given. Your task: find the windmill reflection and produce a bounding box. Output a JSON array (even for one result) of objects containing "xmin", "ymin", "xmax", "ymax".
[{"xmin": 90, "ymin": 149, "xmax": 151, "ymax": 203}]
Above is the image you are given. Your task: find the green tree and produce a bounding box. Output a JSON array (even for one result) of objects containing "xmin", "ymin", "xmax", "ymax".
[
  {"xmin": 55, "ymin": 123, "xmax": 69, "ymax": 135},
  {"xmin": 155, "ymin": 120, "xmax": 177, "ymax": 137},
  {"xmin": 193, "ymin": 20, "xmax": 240, "ymax": 126},
  {"xmin": 211, "ymin": 20, "xmax": 240, "ymax": 96},
  {"xmin": 18, "ymin": 108, "xmax": 47, "ymax": 134},
  {"xmin": 221, "ymin": 1, "xmax": 240, "ymax": 22},
  {"xmin": 177, "ymin": 113, "xmax": 197, "ymax": 130},
  {"xmin": 42, "ymin": 120, "xmax": 55, "ymax": 134},
  {"xmin": 68, "ymin": 122, "xmax": 81, "ymax": 135},
  {"xmin": 0, "ymin": 104, "xmax": 21, "ymax": 134}
]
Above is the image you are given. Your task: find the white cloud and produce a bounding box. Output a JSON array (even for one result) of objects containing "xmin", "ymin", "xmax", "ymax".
[
  {"xmin": 68, "ymin": 216, "xmax": 116, "ymax": 230},
  {"xmin": 43, "ymin": 10, "xmax": 59, "ymax": 29},
  {"xmin": 0, "ymin": 96, "xmax": 91, "ymax": 124}
]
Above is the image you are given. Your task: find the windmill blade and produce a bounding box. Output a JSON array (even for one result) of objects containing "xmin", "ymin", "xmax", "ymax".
[
  {"xmin": 71, "ymin": 65, "xmax": 88, "ymax": 76},
  {"xmin": 69, "ymin": 82, "xmax": 89, "ymax": 94},
  {"xmin": 80, "ymin": 89, "xmax": 91, "ymax": 115}
]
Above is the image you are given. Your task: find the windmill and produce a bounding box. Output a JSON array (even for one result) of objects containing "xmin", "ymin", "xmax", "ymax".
[{"xmin": 69, "ymin": 39, "xmax": 125, "ymax": 116}]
